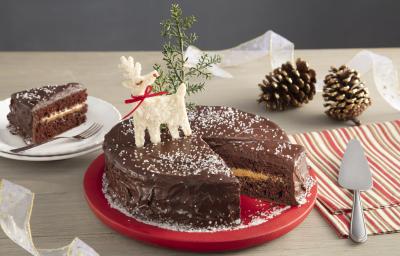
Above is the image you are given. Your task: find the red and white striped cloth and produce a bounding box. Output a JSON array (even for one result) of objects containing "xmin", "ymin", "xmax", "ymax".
[{"xmin": 289, "ymin": 120, "xmax": 400, "ymax": 238}]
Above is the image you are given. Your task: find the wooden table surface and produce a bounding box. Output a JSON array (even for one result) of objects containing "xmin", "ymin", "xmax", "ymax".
[{"xmin": 0, "ymin": 49, "xmax": 399, "ymax": 255}]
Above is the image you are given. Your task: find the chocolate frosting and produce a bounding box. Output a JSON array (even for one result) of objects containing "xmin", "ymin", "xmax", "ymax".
[
  {"xmin": 10, "ymin": 83, "xmax": 85, "ymax": 109},
  {"xmin": 188, "ymin": 106, "xmax": 288, "ymax": 141}
]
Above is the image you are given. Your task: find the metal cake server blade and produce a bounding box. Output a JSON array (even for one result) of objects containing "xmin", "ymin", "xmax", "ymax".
[{"xmin": 338, "ymin": 139, "xmax": 372, "ymax": 243}]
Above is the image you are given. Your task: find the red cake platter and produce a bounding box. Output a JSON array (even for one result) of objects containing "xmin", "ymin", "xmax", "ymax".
[{"xmin": 84, "ymin": 154, "xmax": 317, "ymax": 252}]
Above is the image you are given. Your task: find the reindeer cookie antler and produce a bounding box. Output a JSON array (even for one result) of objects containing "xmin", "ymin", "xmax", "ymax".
[
  {"xmin": 119, "ymin": 56, "xmax": 159, "ymax": 90},
  {"xmin": 119, "ymin": 56, "xmax": 192, "ymax": 147}
]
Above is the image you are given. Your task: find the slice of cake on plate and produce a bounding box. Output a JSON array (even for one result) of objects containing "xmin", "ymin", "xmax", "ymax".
[{"xmin": 7, "ymin": 83, "xmax": 88, "ymax": 143}]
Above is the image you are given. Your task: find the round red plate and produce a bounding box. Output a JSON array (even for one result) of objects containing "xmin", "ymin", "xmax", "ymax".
[{"xmin": 84, "ymin": 154, "xmax": 317, "ymax": 252}]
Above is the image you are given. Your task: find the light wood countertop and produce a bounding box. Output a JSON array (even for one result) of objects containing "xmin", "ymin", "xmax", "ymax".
[{"xmin": 0, "ymin": 49, "xmax": 399, "ymax": 255}]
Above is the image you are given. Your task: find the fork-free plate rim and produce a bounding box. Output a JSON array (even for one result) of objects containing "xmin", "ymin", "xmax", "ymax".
[{"xmin": 0, "ymin": 144, "xmax": 102, "ymax": 161}]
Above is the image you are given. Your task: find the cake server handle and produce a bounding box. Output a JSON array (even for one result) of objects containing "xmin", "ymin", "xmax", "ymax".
[
  {"xmin": 350, "ymin": 190, "xmax": 368, "ymax": 243},
  {"xmin": 10, "ymin": 137, "xmax": 63, "ymax": 153}
]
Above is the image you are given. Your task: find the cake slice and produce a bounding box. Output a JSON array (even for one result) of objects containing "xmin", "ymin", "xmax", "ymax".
[
  {"xmin": 205, "ymin": 136, "xmax": 308, "ymax": 205},
  {"xmin": 7, "ymin": 83, "xmax": 88, "ymax": 143}
]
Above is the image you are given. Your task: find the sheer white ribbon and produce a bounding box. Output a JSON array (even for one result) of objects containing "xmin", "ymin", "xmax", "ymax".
[
  {"xmin": 346, "ymin": 50, "xmax": 400, "ymax": 111},
  {"xmin": 184, "ymin": 30, "xmax": 294, "ymax": 78},
  {"xmin": 0, "ymin": 179, "xmax": 99, "ymax": 256}
]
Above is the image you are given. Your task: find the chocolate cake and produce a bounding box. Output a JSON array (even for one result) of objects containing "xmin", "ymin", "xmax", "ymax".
[
  {"xmin": 103, "ymin": 106, "xmax": 309, "ymax": 230},
  {"xmin": 7, "ymin": 83, "xmax": 88, "ymax": 143}
]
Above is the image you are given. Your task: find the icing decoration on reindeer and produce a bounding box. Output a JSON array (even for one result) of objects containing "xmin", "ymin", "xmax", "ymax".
[{"xmin": 119, "ymin": 56, "xmax": 192, "ymax": 147}]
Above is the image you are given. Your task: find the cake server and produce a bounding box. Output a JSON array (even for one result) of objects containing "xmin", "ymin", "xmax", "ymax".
[{"xmin": 338, "ymin": 139, "xmax": 372, "ymax": 243}]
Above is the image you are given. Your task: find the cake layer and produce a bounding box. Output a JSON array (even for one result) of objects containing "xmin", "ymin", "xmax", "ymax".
[
  {"xmin": 232, "ymin": 168, "xmax": 284, "ymax": 183},
  {"xmin": 238, "ymin": 176, "xmax": 292, "ymax": 204},
  {"xmin": 33, "ymin": 107, "xmax": 87, "ymax": 143},
  {"xmin": 40, "ymin": 103, "xmax": 86, "ymax": 123}
]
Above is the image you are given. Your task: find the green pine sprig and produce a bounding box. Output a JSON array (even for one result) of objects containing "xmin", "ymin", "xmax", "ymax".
[{"xmin": 153, "ymin": 4, "xmax": 221, "ymax": 104}]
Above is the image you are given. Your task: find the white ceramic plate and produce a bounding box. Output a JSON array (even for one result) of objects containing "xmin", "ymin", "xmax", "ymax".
[
  {"xmin": 0, "ymin": 145, "xmax": 102, "ymax": 161},
  {"xmin": 0, "ymin": 96, "xmax": 121, "ymax": 161}
]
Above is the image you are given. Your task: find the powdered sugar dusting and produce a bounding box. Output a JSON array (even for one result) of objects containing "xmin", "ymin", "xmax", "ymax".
[
  {"xmin": 156, "ymin": 149, "xmax": 231, "ymax": 176},
  {"xmin": 188, "ymin": 106, "xmax": 286, "ymax": 140},
  {"xmin": 296, "ymin": 175, "xmax": 316, "ymax": 205},
  {"xmin": 13, "ymin": 83, "xmax": 84, "ymax": 109},
  {"xmin": 15, "ymin": 86, "xmax": 56, "ymax": 102},
  {"xmin": 106, "ymin": 118, "xmax": 232, "ymax": 177}
]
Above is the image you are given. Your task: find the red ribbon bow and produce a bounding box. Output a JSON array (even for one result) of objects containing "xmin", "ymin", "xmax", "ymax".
[{"xmin": 122, "ymin": 85, "xmax": 168, "ymax": 120}]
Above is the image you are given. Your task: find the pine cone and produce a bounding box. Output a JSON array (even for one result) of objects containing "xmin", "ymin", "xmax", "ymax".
[
  {"xmin": 258, "ymin": 58, "xmax": 316, "ymax": 111},
  {"xmin": 323, "ymin": 65, "xmax": 371, "ymax": 126}
]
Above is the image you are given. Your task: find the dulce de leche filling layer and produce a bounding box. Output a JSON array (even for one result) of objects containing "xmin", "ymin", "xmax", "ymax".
[
  {"xmin": 232, "ymin": 168, "xmax": 284, "ymax": 183},
  {"xmin": 40, "ymin": 103, "xmax": 86, "ymax": 123}
]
